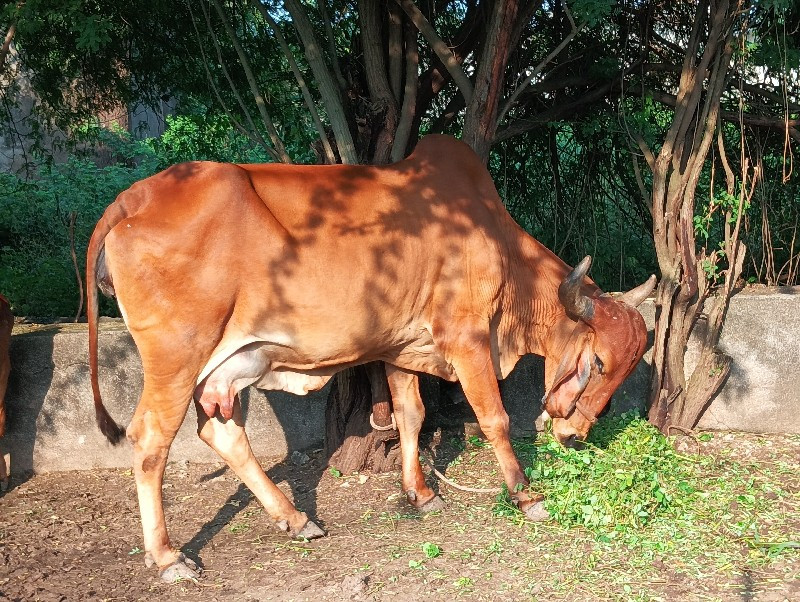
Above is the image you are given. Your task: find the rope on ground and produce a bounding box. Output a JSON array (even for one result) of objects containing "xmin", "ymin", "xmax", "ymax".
[{"xmin": 419, "ymin": 452, "xmax": 502, "ymax": 494}]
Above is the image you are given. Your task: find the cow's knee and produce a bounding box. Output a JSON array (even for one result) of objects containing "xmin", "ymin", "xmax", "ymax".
[
  {"xmin": 126, "ymin": 414, "xmax": 143, "ymax": 447},
  {"xmin": 477, "ymin": 412, "xmax": 510, "ymax": 441},
  {"xmin": 394, "ymin": 402, "xmax": 424, "ymax": 433}
]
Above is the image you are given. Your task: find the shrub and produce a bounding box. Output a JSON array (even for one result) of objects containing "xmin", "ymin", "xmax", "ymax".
[{"xmin": 0, "ymin": 131, "xmax": 158, "ymax": 317}]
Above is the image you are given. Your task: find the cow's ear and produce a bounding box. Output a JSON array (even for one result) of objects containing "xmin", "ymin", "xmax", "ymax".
[{"xmin": 543, "ymin": 334, "xmax": 593, "ymax": 418}]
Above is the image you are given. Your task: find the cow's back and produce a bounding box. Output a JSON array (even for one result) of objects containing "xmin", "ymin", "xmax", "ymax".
[{"xmin": 102, "ymin": 136, "xmax": 511, "ymax": 377}]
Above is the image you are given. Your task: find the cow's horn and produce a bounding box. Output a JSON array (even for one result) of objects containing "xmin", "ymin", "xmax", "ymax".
[
  {"xmin": 619, "ymin": 274, "xmax": 657, "ymax": 307},
  {"xmin": 558, "ymin": 256, "xmax": 594, "ymax": 321}
]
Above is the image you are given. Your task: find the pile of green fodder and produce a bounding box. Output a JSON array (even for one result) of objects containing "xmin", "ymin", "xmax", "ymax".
[
  {"xmin": 491, "ymin": 410, "xmax": 799, "ymax": 573},
  {"xmin": 496, "ymin": 412, "xmax": 696, "ymax": 541}
]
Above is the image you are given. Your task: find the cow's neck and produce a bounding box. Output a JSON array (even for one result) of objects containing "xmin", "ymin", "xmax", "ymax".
[{"xmin": 497, "ymin": 221, "xmax": 571, "ymax": 371}]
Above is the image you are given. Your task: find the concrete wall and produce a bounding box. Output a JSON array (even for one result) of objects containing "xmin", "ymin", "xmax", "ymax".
[
  {"xmin": 1, "ymin": 321, "xmax": 327, "ymax": 475},
  {"xmin": 2, "ymin": 289, "xmax": 798, "ymax": 474},
  {"xmin": 613, "ymin": 287, "xmax": 800, "ymax": 432}
]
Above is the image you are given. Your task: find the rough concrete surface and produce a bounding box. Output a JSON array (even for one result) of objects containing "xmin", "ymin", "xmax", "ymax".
[
  {"xmin": 1, "ymin": 320, "xmax": 327, "ymax": 475},
  {"xmin": 611, "ymin": 288, "xmax": 800, "ymax": 431},
  {"xmin": 1, "ymin": 289, "xmax": 798, "ymax": 474}
]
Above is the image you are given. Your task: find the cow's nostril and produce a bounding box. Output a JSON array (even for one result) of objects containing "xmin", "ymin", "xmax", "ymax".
[{"xmin": 562, "ymin": 434, "xmax": 585, "ymax": 450}]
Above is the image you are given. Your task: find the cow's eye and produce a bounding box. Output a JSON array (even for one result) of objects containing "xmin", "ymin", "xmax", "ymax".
[{"xmin": 594, "ymin": 355, "xmax": 605, "ymax": 374}]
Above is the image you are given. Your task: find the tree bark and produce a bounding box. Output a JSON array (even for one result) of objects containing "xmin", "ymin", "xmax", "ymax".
[
  {"xmin": 325, "ymin": 363, "xmax": 401, "ymax": 474},
  {"xmin": 644, "ymin": 0, "xmax": 744, "ymax": 433},
  {"xmin": 463, "ymin": 0, "xmax": 520, "ymax": 161},
  {"xmin": 359, "ymin": 0, "xmax": 399, "ymax": 164},
  {"xmin": 391, "ymin": 21, "xmax": 419, "ymax": 161}
]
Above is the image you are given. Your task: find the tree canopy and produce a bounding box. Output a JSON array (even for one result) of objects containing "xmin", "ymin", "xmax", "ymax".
[{"xmin": 2, "ymin": 0, "xmax": 797, "ymax": 288}]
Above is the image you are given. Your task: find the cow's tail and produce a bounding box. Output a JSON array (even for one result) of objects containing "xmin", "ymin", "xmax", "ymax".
[{"xmin": 87, "ymin": 202, "xmax": 128, "ymax": 445}]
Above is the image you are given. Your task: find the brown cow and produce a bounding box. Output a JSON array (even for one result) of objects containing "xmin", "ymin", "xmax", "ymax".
[
  {"xmin": 87, "ymin": 135, "xmax": 654, "ymax": 581},
  {"xmin": 0, "ymin": 294, "xmax": 12, "ymax": 489}
]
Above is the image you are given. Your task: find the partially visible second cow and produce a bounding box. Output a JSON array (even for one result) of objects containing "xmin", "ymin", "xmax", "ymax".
[
  {"xmin": 87, "ymin": 135, "xmax": 655, "ymax": 581},
  {"xmin": 0, "ymin": 294, "xmax": 12, "ymax": 489}
]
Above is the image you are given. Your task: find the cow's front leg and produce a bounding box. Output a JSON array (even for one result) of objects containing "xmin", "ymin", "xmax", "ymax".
[
  {"xmin": 385, "ymin": 366, "xmax": 444, "ymax": 512},
  {"xmin": 195, "ymin": 398, "xmax": 324, "ymax": 539},
  {"xmin": 449, "ymin": 333, "xmax": 549, "ymax": 522},
  {"xmin": 127, "ymin": 384, "xmax": 200, "ymax": 582}
]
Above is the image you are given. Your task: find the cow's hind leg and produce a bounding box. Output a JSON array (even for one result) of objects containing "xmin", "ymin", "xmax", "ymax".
[
  {"xmin": 385, "ymin": 366, "xmax": 443, "ymax": 512},
  {"xmin": 196, "ymin": 399, "xmax": 324, "ymax": 539},
  {"xmin": 126, "ymin": 381, "xmax": 200, "ymax": 582}
]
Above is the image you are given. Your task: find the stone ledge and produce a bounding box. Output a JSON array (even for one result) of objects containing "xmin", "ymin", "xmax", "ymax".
[
  {"xmin": 2, "ymin": 324, "xmax": 328, "ymax": 475},
  {"xmin": 1, "ymin": 289, "xmax": 797, "ymax": 474}
]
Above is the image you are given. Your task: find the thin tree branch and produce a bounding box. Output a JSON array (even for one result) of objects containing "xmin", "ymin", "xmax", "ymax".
[
  {"xmin": 188, "ymin": 1, "xmax": 269, "ymax": 151},
  {"xmin": 284, "ymin": 0, "xmax": 358, "ymax": 164},
  {"xmin": 210, "ymin": 0, "xmax": 291, "ymax": 163},
  {"xmin": 391, "ymin": 21, "xmax": 419, "ymax": 162},
  {"xmin": 639, "ymin": 88, "xmax": 800, "ymax": 142},
  {"xmin": 68, "ymin": 212, "xmax": 83, "ymax": 322},
  {"xmin": 198, "ymin": 0, "xmax": 276, "ymax": 158},
  {"xmin": 388, "ymin": 2, "xmax": 404, "ymax": 104},
  {"xmin": 396, "ymin": 0, "xmax": 473, "ymax": 105},
  {"xmin": 249, "ymin": 0, "xmax": 335, "ymax": 164},
  {"xmin": 495, "ymin": 79, "xmax": 615, "ymax": 142},
  {"xmin": 497, "ymin": 2, "xmax": 585, "ymax": 126},
  {"xmin": 318, "ymin": 0, "xmax": 347, "ymax": 93},
  {"xmin": 631, "ymin": 129, "xmax": 655, "ymax": 170},
  {"xmin": 0, "ymin": 20, "xmax": 16, "ymax": 71},
  {"xmin": 631, "ymin": 153, "xmax": 651, "ymax": 210}
]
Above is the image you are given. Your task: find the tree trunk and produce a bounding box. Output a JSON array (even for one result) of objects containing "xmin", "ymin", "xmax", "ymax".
[
  {"xmin": 325, "ymin": 363, "xmax": 401, "ymax": 474},
  {"xmin": 645, "ymin": 0, "xmax": 744, "ymax": 434},
  {"xmin": 463, "ymin": 0, "xmax": 519, "ymax": 161}
]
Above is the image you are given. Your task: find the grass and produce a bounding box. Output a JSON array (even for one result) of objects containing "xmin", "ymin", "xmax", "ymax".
[
  {"xmin": 483, "ymin": 411, "xmax": 799, "ymax": 599},
  {"xmin": 351, "ymin": 411, "xmax": 799, "ymax": 600}
]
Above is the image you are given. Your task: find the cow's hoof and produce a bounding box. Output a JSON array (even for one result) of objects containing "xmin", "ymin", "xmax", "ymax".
[
  {"xmin": 418, "ymin": 495, "xmax": 445, "ymax": 513},
  {"xmin": 523, "ymin": 500, "xmax": 550, "ymax": 522},
  {"xmin": 159, "ymin": 554, "xmax": 200, "ymax": 583},
  {"xmin": 406, "ymin": 489, "xmax": 444, "ymax": 513},
  {"xmin": 296, "ymin": 519, "xmax": 325, "ymax": 540}
]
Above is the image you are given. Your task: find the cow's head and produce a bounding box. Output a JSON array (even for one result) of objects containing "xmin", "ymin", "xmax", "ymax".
[{"xmin": 542, "ymin": 256, "xmax": 655, "ymax": 448}]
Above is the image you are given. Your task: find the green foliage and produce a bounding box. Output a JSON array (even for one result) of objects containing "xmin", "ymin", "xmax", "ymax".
[
  {"xmin": 494, "ymin": 411, "xmax": 799, "ymax": 576},
  {"xmin": 536, "ymin": 416, "xmax": 674, "ymax": 532},
  {"xmin": 494, "ymin": 412, "xmax": 691, "ymax": 537},
  {"xmin": 0, "ymin": 130, "xmax": 158, "ymax": 316},
  {"xmin": 421, "ymin": 542, "xmax": 442, "ymax": 559},
  {"xmin": 493, "ymin": 120, "xmax": 657, "ymax": 292},
  {"xmin": 146, "ymin": 113, "xmax": 275, "ymax": 168},
  {"xmin": 569, "ymin": 0, "xmax": 615, "ymax": 27}
]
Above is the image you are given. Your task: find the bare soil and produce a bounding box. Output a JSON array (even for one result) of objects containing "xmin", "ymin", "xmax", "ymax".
[{"xmin": 1, "ymin": 433, "xmax": 798, "ymax": 602}]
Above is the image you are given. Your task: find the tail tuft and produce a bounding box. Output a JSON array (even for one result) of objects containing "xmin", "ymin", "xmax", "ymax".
[{"xmin": 95, "ymin": 401, "xmax": 126, "ymax": 445}]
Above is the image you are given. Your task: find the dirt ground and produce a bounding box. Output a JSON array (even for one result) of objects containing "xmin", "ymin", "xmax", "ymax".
[{"xmin": 1, "ymin": 432, "xmax": 798, "ymax": 602}]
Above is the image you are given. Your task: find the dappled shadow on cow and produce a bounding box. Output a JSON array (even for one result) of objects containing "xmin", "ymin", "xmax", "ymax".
[{"xmin": 84, "ymin": 135, "xmax": 656, "ymax": 583}]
